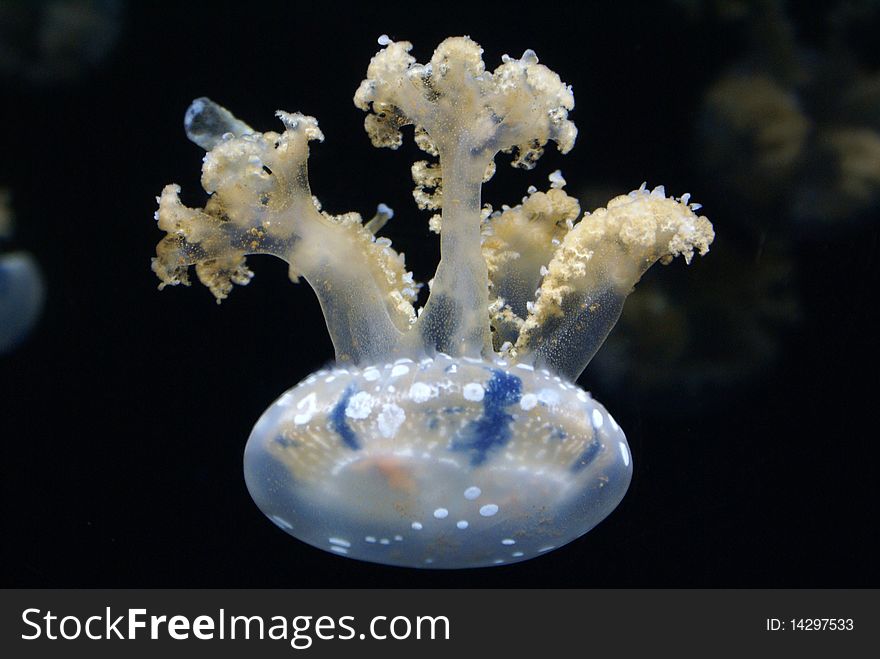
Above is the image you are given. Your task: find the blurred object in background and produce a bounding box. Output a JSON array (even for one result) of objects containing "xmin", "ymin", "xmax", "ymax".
[
  {"xmin": 582, "ymin": 190, "xmax": 800, "ymax": 414},
  {"xmin": 694, "ymin": 0, "xmax": 880, "ymax": 232},
  {"xmin": 0, "ymin": 189, "xmax": 45, "ymax": 354},
  {"xmin": 0, "ymin": 0, "xmax": 123, "ymax": 85}
]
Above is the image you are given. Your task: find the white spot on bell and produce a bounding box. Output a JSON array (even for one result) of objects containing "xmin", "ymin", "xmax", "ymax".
[
  {"xmin": 463, "ymin": 382, "xmax": 485, "ymax": 402},
  {"xmin": 409, "ymin": 382, "xmax": 433, "ymax": 403},
  {"xmin": 377, "ymin": 403, "xmax": 406, "ymax": 438},
  {"xmin": 520, "ymin": 393, "xmax": 538, "ymax": 411},
  {"xmin": 537, "ymin": 388, "xmax": 560, "ymax": 406},
  {"xmin": 345, "ymin": 391, "xmax": 374, "ymax": 419},
  {"xmin": 293, "ymin": 392, "xmax": 317, "ymax": 424}
]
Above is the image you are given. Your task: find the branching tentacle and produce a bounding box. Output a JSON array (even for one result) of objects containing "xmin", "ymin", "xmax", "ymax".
[{"xmin": 153, "ymin": 100, "xmax": 419, "ymax": 365}]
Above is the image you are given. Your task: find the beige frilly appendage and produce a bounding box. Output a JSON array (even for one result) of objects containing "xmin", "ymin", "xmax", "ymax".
[{"xmin": 153, "ymin": 38, "xmax": 713, "ymax": 381}]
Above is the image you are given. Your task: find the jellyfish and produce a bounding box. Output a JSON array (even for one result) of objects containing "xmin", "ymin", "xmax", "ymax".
[
  {"xmin": 0, "ymin": 190, "xmax": 44, "ymax": 354},
  {"xmin": 152, "ymin": 36, "xmax": 714, "ymax": 568}
]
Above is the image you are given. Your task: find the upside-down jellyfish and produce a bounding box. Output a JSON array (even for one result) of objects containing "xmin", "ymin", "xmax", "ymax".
[{"xmin": 152, "ymin": 36, "xmax": 714, "ymax": 568}]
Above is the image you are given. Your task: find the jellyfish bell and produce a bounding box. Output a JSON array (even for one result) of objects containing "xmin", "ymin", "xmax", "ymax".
[
  {"xmin": 244, "ymin": 354, "xmax": 631, "ymax": 568},
  {"xmin": 152, "ymin": 37, "xmax": 713, "ymax": 568}
]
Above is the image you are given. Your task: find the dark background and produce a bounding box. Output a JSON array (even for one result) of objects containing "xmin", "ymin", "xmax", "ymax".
[{"xmin": 1, "ymin": 0, "xmax": 877, "ymax": 586}]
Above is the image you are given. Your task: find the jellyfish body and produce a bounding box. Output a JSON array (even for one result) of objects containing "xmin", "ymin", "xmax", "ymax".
[
  {"xmin": 244, "ymin": 355, "xmax": 630, "ymax": 567},
  {"xmin": 153, "ymin": 37, "xmax": 713, "ymax": 567}
]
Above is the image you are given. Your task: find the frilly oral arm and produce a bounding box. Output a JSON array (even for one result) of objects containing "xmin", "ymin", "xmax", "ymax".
[
  {"xmin": 153, "ymin": 98, "xmax": 418, "ymax": 365},
  {"xmin": 482, "ymin": 173, "xmax": 580, "ymax": 350},
  {"xmin": 515, "ymin": 185, "xmax": 715, "ymax": 380},
  {"xmin": 355, "ymin": 36, "xmax": 577, "ymax": 359}
]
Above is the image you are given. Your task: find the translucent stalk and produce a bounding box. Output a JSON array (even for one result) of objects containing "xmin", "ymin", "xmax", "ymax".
[
  {"xmin": 516, "ymin": 186, "xmax": 715, "ymax": 380},
  {"xmin": 411, "ymin": 147, "xmax": 492, "ymax": 357}
]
